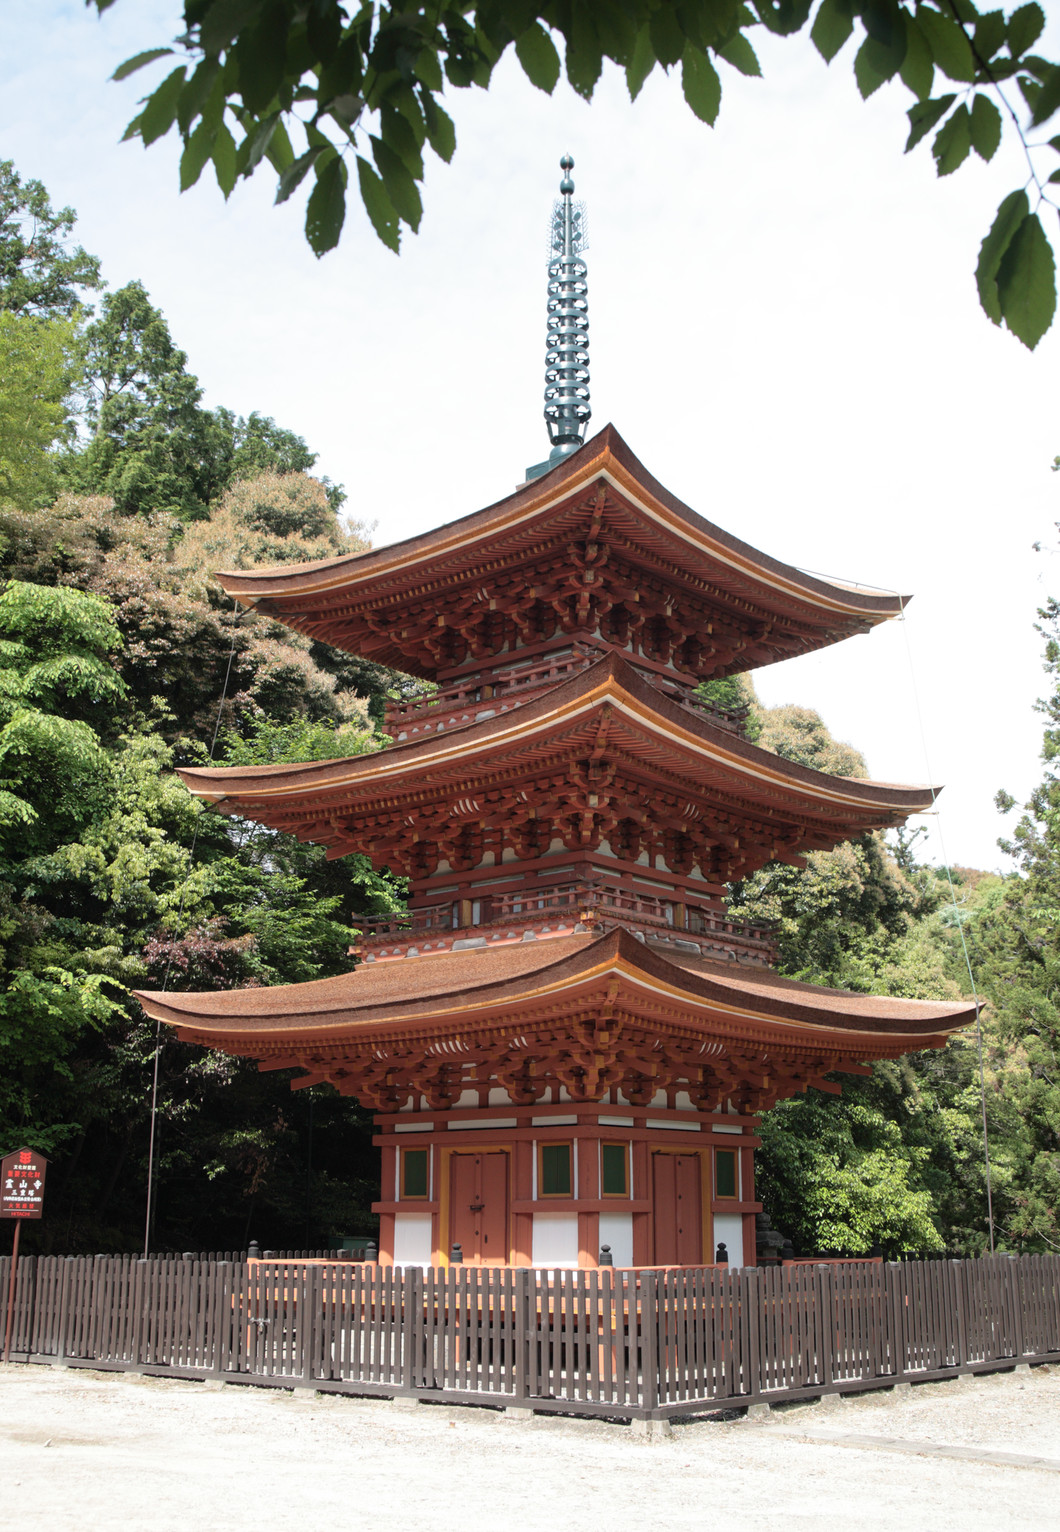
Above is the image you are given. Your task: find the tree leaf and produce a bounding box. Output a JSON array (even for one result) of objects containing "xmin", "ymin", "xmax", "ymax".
[
  {"xmin": 717, "ymin": 32, "xmax": 762, "ymax": 76},
  {"xmin": 240, "ymin": 113, "xmax": 281, "ymax": 177},
  {"xmin": 212, "ymin": 122, "xmax": 238, "ymax": 198},
  {"xmin": 969, "ymin": 93, "xmax": 1002, "ymax": 160},
  {"xmin": 682, "ymin": 45, "xmax": 722, "ymax": 125},
  {"xmin": 274, "ymin": 146, "xmax": 323, "ymax": 205},
  {"xmin": 996, "ymin": 212, "xmax": 1056, "ymax": 348},
  {"xmin": 810, "ymin": 0, "xmax": 854, "ymax": 64},
  {"xmin": 515, "ymin": 22, "xmax": 561, "ymax": 93},
  {"xmin": 421, "ymin": 96, "xmax": 456, "ymax": 163},
  {"xmin": 1006, "ymin": 3, "xmax": 1045, "ymax": 57},
  {"xmin": 370, "ymin": 136, "xmax": 423, "ymax": 231},
  {"xmin": 650, "ymin": 7, "xmax": 686, "ymax": 68},
  {"xmin": 976, "ymin": 189, "xmax": 1030, "ymax": 323},
  {"xmin": 139, "ymin": 67, "xmax": 188, "ymax": 147},
  {"xmin": 905, "ymin": 93, "xmax": 956, "ymax": 153},
  {"xmin": 1030, "ymin": 64, "xmax": 1060, "ymax": 126},
  {"xmin": 356, "ymin": 156, "xmax": 400, "ymax": 253},
  {"xmin": 180, "ymin": 121, "xmax": 216, "ymax": 191},
  {"xmin": 972, "ymin": 9, "xmax": 1007, "ymax": 63},
  {"xmin": 754, "ymin": 0, "xmax": 813, "ymax": 37},
  {"xmin": 899, "ymin": 15, "xmax": 934, "ymax": 100},
  {"xmin": 626, "ymin": 25, "xmax": 656, "ymax": 100},
  {"xmin": 201, "ymin": 0, "xmax": 261, "ymax": 55},
  {"xmin": 305, "ymin": 155, "xmax": 348, "ymax": 257},
  {"xmin": 854, "ymin": 32, "xmax": 905, "ymax": 100},
  {"xmin": 264, "ymin": 118, "xmax": 294, "ymax": 173},
  {"xmin": 111, "ymin": 48, "xmax": 174, "ymax": 82},
  {"xmin": 932, "ymin": 103, "xmax": 971, "ymax": 175},
  {"xmin": 917, "ymin": 7, "xmax": 975, "ymax": 82},
  {"xmin": 567, "ymin": 6, "xmax": 604, "ymax": 97}
]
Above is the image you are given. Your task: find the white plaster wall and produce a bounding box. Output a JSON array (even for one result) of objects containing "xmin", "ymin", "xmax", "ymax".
[
  {"xmin": 531, "ymin": 1213, "xmax": 579, "ymax": 1268},
  {"xmin": 598, "ymin": 1212, "xmax": 634, "ymax": 1269},
  {"xmin": 713, "ymin": 1213, "xmax": 744, "ymax": 1269},
  {"xmin": 392, "ymin": 1212, "xmax": 433, "ymax": 1269}
]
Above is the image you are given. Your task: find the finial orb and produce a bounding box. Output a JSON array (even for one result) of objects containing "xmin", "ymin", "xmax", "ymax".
[
  {"xmin": 560, "ymin": 153, "xmax": 574, "ymax": 170},
  {"xmin": 559, "ymin": 177, "xmax": 574, "ymax": 194}
]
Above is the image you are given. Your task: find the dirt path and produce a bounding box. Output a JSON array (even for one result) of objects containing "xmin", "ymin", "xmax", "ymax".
[{"xmin": 2, "ymin": 1362, "xmax": 1058, "ymax": 1531}]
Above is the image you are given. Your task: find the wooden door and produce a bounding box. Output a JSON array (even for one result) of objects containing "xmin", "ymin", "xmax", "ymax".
[
  {"xmin": 449, "ymin": 1151, "xmax": 509, "ymax": 1266},
  {"xmin": 652, "ymin": 1152, "xmax": 703, "ymax": 1266}
]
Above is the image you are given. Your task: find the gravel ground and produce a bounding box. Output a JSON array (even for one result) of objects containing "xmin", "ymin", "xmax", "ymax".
[{"xmin": 1, "ymin": 1362, "xmax": 1058, "ymax": 1531}]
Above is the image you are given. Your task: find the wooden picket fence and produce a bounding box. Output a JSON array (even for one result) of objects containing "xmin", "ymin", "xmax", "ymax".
[{"xmin": 2, "ymin": 1253, "xmax": 1058, "ymax": 1421}]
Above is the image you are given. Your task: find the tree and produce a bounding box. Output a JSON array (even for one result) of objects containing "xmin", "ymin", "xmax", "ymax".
[
  {"xmin": 0, "ymin": 313, "xmax": 84, "ymax": 510},
  {"xmin": 97, "ymin": 1, "xmax": 1060, "ymax": 346},
  {"xmin": 0, "ymin": 159, "xmax": 102, "ymax": 318}
]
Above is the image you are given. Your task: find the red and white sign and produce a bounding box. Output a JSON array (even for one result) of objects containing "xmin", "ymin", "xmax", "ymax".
[{"xmin": 1, "ymin": 1147, "xmax": 47, "ymax": 1220}]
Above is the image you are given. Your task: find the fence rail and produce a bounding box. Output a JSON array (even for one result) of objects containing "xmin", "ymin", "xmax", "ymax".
[{"xmin": 2, "ymin": 1254, "xmax": 1057, "ymax": 1420}]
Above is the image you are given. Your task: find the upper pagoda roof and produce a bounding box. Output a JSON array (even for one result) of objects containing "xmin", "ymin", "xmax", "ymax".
[
  {"xmin": 177, "ymin": 652, "xmax": 936, "ymax": 883},
  {"xmin": 212, "ymin": 426, "xmax": 905, "ymax": 681}
]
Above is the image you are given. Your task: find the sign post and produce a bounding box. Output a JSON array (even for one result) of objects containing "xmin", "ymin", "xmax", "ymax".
[{"xmin": 2, "ymin": 1146, "xmax": 47, "ymax": 1364}]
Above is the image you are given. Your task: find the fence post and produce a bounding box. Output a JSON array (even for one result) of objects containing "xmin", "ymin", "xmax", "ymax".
[
  {"xmin": 1010, "ymin": 1255, "xmax": 1026, "ymax": 1361},
  {"xmin": 641, "ymin": 1271, "xmax": 659, "ymax": 1417},
  {"xmin": 952, "ymin": 1260, "xmax": 968, "ymax": 1372},
  {"xmin": 513, "ymin": 1268, "xmax": 531, "ymax": 1406},
  {"xmin": 745, "ymin": 1267, "xmax": 761, "ymax": 1403},
  {"xmin": 887, "ymin": 1262, "xmax": 906, "ymax": 1381},
  {"xmin": 816, "ymin": 1265, "xmax": 835, "ymax": 1390},
  {"xmin": 212, "ymin": 1262, "xmax": 231, "ymax": 1379},
  {"xmin": 402, "ymin": 1266, "xmax": 421, "ymax": 1393},
  {"xmin": 300, "ymin": 1263, "xmax": 320, "ymax": 1388}
]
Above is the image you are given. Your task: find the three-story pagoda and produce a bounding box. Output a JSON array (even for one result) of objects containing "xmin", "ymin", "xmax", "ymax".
[{"xmin": 137, "ymin": 162, "xmax": 973, "ymax": 1270}]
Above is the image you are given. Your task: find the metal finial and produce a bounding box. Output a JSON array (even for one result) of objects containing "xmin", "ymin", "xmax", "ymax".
[{"xmin": 526, "ymin": 155, "xmax": 590, "ymax": 480}]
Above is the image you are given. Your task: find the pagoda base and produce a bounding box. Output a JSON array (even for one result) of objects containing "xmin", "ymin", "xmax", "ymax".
[{"xmin": 372, "ymin": 1097, "xmax": 761, "ymax": 1270}]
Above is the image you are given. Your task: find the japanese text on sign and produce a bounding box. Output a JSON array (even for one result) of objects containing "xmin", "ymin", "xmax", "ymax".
[{"xmin": 1, "ymin": 1147, "xmax": 47, "ymax": 1220}]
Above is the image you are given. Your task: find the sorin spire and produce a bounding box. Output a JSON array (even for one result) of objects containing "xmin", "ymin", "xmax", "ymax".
[{"xmin": 526, "ymin": 155, "xmax": 590, "ymax": 481}]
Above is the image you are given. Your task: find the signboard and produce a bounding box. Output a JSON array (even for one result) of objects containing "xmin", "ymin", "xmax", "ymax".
[{"xmin": 1, "ymin": 1147, "xmax": 47, "ymax": 1220}]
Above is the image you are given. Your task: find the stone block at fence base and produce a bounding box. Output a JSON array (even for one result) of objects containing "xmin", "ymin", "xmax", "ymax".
[
  {"xmin": 817, "ymin": 1392, "xmax": 843, "ymax": 1411},
  {"xmin": 201, "ymin": 1378, "xmax": 230, "ymax": 1391},
  {"xmin": 390, "ymin": 1394, "xmax": 421, "ymax": 1409},
  {"xmin": 1015, "ymin": 1363, "xmax": 1031, "ymax": 1374},
  {"xmin": 891, "ymin": 1381, "xmax": 911, "ymax": 1393},
  {"xmin": 958, "ymin": 1372, "xmax": 978, "ymax": 1386},
  {"xmin": 505, "ymin": 1406, "xmax": 534, "ymax": 1420},
  {"xmin": 745, "ymin": 1402, "xmax": 771, "ymax": 1420},
  {"xmin": 631, "ymin": 1417, "xmax": 672, "ymax": 1438}
]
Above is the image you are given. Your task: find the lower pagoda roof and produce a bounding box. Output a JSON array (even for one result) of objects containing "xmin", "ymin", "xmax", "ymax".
[
  {"xmin": 176, "ymin": 652, "xmax": 939, "ymax": 883},
  {"xmin": 135, "ymin": 929, "xmax": 975, "ymax": 1115}
]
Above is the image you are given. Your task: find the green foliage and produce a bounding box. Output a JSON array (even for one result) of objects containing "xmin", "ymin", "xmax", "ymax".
[
  {"xmin": 0, "ymin": 160, "xmax": 102, "ymax": 319},
  {"xmin": 97, "ymin": 1, "xmax": 1060, "ymax": 344},
  {"xmin": 0, "ymin": 313, "xmax": 85, "ymax": 510}
]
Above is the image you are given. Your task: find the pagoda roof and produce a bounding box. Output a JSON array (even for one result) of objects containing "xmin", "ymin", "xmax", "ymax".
[
  {"xmin": 211, "ymin": 426, "xmax": 905, "ymax": 680},
  {"xmin": 178, "ymin": 652, "xmax": 937, "ymax": 881},
  {"xmin": 134, "ymin": 929, "xmax": 974, "ymax": 1113}
]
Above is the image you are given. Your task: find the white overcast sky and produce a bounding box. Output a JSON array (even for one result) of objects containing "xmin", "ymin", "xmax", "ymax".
[{"xmin": 3, "ymin": 1, "xmax": 1060, "ymax": 872}]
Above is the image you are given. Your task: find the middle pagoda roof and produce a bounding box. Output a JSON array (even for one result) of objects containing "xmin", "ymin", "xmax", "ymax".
[
  {"xmin": 179, "ymin": 651, "xmax": 936, "ymax": 883},
  {"xmin": 211, "ymin": 426, "xmax": 905, "ymax": 683}
]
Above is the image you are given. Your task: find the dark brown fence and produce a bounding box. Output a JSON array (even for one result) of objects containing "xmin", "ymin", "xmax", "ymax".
[{"xmin": 2, "ymin": 1254, "xmax": 1057, "ymax": 1421}]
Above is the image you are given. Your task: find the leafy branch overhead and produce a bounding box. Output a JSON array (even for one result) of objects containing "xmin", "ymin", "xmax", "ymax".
[{"xmin": 98, "ymin": 2, "xmax": 1060, "ymax": 346}]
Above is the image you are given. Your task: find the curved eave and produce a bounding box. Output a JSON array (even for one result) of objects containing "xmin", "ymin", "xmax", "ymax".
[
  {"xmin": 176, "ymin": 652, "xmax": 938, "ymax": 826},
  {"xmin": 134, "ymin": 931, "xmax": 974, "ymax": 1058},
  {"xmin": 213, "ymin": 426, "xmax": 904, "ymax": 640}
]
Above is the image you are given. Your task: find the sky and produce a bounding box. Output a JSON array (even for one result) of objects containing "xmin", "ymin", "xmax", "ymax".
[{"xmin": 3, "ymin": 2, "xmax": 1059, "ymax": 873}]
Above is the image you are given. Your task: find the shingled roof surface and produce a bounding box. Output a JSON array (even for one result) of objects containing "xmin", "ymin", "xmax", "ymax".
[{"xmin": 136, "ymin": 928, "xmax": 975, "ymax": 1045}]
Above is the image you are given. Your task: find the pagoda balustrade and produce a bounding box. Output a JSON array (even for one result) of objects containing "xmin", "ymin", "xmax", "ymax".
[
  {"xmin": 384, "ymin": 645, "xmax": 749, "ymax": 741},
  {"xmin": 355, "ymin": 879, "xmax": 777, "ymax": 966}
]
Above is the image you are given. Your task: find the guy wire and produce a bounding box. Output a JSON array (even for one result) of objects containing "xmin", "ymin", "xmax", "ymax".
[{"xmin": 142, "ymin": 606, "xmax": 243, "ymax": 1258}]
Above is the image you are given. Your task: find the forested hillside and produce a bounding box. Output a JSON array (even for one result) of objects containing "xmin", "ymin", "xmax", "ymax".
[{"xmin": 1, "ymin": 160, "xmax": 1056, "ymax": 1258}]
